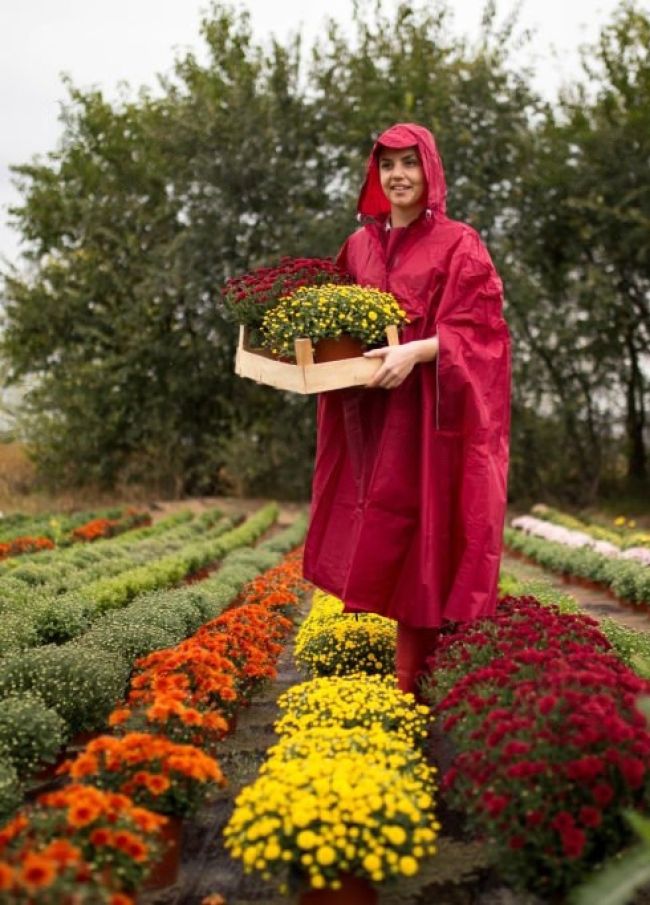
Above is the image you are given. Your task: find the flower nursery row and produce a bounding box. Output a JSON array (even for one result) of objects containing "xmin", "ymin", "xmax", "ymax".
[
  {"xmin": 225, "ymin": 673, "xmax": 439, "ymax": 901},
  {"xmin": 222, "ymin": 590, "xmax": 440, "ymax": 901},
  {"xmin": 0, "ymin": 527, "xmax": 309, "ymax": 903},
  {"xmin": 420, "ymin": 595, "xmax": 650, "ymax": 896},
  {"xmin": 0, "ymin": 505, "xmax": 143, "ymax": 545},
  {"xmin": 0, "ymin": 509, "xmax": 304, "ymax": 822},
  {"xmin": 505, "ymin": 519, "xmax": 650, "ymax": 607},
  {"xmin": 0, "ymin": 504, "xmax": 277, "ymax": 653},
  {"xmin": 0, "ymin": 508, "xmax": 151, "ymax": 562},
  {"xmin": 0, "ymin": 507, "xmax": 221, "ymax": 592},
  {"xmin": 293, "ymin": 582, "xmax": 650, "ymax": 898},
  {"xmin": 531, "ymin": 503, "xmax": 650, "ymax": 549},
  {"xmin": 512, "ymin": 513, "xmax": 650, "ymax": 566}
]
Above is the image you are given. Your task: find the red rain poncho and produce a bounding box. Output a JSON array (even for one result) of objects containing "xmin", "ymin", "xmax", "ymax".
[{"xmin": 303, "ymin": 123, "xmax": 511, "ymax": 628}]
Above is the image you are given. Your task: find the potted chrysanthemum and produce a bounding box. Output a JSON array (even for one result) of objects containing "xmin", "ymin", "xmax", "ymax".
[
  {"xmin": 260, "ymin": 283, "xmax": 408, "ymax": 362},
  {"xmin": 0, "ymin": 784, "xmax": 165, "ymax": 901},
  {"xmin": 224, "ymin": 724, "xmax": 439, "ymax": 903},
  {"xmin": 275, "ymin": 675, "xmax": 430, "ymax": 747},
  {"xmin": 294, "ymin": 591, "xmax": 397, "ymax": 677},
  {"xmin": 222, "ymin": 257, "xmax": 351, "ymax": 343}
]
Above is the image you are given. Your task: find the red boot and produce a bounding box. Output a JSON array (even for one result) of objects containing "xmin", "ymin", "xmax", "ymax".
[{"xmin": 395, "ymin": 623, "xmax": 439, "ymax": 696}]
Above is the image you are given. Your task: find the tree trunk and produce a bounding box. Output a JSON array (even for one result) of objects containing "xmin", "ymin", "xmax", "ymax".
[{"xmin": 624, "ymin": 330, "xmax": 647, "ymax": 482}]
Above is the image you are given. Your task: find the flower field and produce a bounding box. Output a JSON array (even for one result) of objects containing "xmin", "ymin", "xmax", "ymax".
[
  {"xmin": 0, "ymin": 506, "xmax": 152, "ymax": 561},
  {"xmin": 1, "ymin": 502, "xmax": 650, "ymax": 904},
  {"xmin": 0, "ymin": 501, "xmax": 310, "ymax": 902},
  {"xmin": 507, "ymin": 504, "xmax": 650, "ymax": 608}
]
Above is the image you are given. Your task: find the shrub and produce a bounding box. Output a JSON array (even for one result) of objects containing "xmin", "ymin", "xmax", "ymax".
[
  {"xmin": 0, "ymin": 758, "xmax": 22, "ymax": 823},
  {"xmin": 276, "ymin": 675, "xmax": 429, "ymax": 746},
  {"xmin": 295, "ymin": 591, "xmax": 396, "ymax": 676},
  {"xmin": 31, "ymin": 595, "xmax": 91, "ymax": 645},
  {"xmin": 0, "ymin": 612, "xmax": 40, "ymax": 655},
  {"xmin": 436, "ymin": 647, "xmax": 650, "ymax": 894},
  {"xmin": 260, "ymin": 512, "xmax": 308, "ymax": 552},
  {"xmin": 0, "ymin": 644, "xmax": 130, "ymax": 735},
  {"xmin": 79, "ymin": 618, "xmax": 179, "ymax": 662},
  {"xmin": 0, "ymin": 693, "xmax": 67, "ymax": 778}
]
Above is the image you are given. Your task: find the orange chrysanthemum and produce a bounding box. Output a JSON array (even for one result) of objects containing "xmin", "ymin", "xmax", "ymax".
[
  {"xmin": 20, "ymin": 852, "xmax": 57, "ymax": 890},
  {"xmin": 0, "ymin": 861, "xmax": 14, "ymax": 890},
  {"xmin": 67, "ymin": 801, "xmax": 101, "ymax": 828},
  {"xmin": 41, "ymin": 839, "xmax": 81, "ymax": 867}
]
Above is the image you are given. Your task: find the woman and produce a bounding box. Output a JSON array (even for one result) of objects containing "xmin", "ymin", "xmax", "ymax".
[{"xmin": 303, "ymin": 122, "xmax": 511, "ymax": 693}]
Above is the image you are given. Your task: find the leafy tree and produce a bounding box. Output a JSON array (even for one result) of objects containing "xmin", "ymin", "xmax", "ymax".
[{"xmin": 2, "ymin": 0, "xmax": 647, "ymax": 503}]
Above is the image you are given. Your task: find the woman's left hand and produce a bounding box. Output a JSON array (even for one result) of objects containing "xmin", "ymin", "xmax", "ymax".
[{"xmin": 364, "ymin": 337, "xmax": 439, "ymax": 390}]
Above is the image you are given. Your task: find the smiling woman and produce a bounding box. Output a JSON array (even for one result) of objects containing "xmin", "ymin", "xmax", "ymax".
[{"xmin": 303, "ymin": 122, "xmax": 512, "ymax": 694}]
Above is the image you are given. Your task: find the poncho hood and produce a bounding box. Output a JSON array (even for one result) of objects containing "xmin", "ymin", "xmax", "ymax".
[{"xmin": 357, "ymin": 122, "xmax": 447, "ymax": 219}]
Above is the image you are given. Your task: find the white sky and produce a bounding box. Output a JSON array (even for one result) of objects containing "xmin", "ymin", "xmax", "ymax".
[{"xmin": 0, "ymin": 0, "xmax": 638, "ymax": 268}]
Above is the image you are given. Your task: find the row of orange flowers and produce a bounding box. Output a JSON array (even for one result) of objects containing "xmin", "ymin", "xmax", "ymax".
[
  {"xmin": 0, "ymin": 548, "xmax": 308, "ymax": 903},
  {"xmin": 0, "ymin": 509, "xmax": 151, "ymax": 561}
]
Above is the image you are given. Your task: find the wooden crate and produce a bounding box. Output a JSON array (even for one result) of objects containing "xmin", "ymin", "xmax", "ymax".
[{"xmin": 235, "ymin": 325, "xmax": 399, "ymax": 395}]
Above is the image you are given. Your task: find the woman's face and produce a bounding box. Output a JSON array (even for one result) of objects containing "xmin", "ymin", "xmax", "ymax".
[{"xmin": 378, "ymin": 146, "xmax": 426, "ymax": 216}]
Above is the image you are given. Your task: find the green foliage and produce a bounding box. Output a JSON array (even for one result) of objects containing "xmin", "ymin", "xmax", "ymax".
[
  {"xmin": 0, "ymin": 610, "xmax": 40, "ymax": 656},
  {"xmin": 80, "ymin": 618, "xmax": 179, "ymax": 662},
  {"xmin": 260, "ymin": 512, "xmax": 308, "ymax": 552},
  {"xmin": 2, "ymin": 2, "xmax": 648, "ymax": 499},
  {"xmin": 0, "ymin": 692, "xmax": 67, "ymax": 778},
  {"xmin": 504, "ymin": 526, "xmax": 650, "ymax": 606},
  {"xmin": 0, "ymin": 759, "xmax": 22, "ymax": 823},
  {"xmin": 0, "ymin": 644, "xmax": 130, "ymax": 735}
]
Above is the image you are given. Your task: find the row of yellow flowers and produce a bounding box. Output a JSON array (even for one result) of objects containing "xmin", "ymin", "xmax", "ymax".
[{"xmin": 225, "ymin": 590, "xmax": 440, "ymax": 899}]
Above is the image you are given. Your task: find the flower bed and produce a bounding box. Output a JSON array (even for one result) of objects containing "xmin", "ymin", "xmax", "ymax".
[
  {"xmin": 0, "ymin": 506, "xmax": 152, "ymax": 562},
  {"xmin": 498, "ymin": 572, "xmax": 650, "ymax": 676},
  {"xmin": 0, "ymin": 516, "xmax": 306, "ymax": 816},
  {"xmin": 505, "ymin": 522, "xmax": 650, "ymax": 607},
  {"xmin": 0, "ymin": 535, "xmax": 55, "ymax": 561},
  {"xmin": 0, "ymin": 537, "xmax": 309, "ymax": 900},
  {"xmin": 70, "ymin": 509, "xmax": 151, "ymax": 543},
  {"xmin": 225, "ymin": 673, "xmax": 439, "ymax": 896},
  {"xmin": 295, "ymin": 590, "xmax": 396, "ymax": 676},
  {"xmin": 0, "ymin": 505, "xmax": 277, "ymax": 651},
  {"xmin": 420, "ymin": 593, "xmax": 650, "ymax": 895},
  {"xmin": 530, "ymin": 503, "xmax": 650, "ymax": 550},
  {"xmin": 511, "ymin": 513, "xmax": 650, "ymax": 566}
]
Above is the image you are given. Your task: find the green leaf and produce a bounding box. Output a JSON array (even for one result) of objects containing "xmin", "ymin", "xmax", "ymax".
[{"xmin": 570, "ymin": 847, "xmax": 650, "ymax": 905}]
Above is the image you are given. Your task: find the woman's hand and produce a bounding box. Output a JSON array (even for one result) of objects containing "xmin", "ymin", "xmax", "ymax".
[{"xmin": 364, "ymin": 336, "xmax": 439, "ymax": 389}]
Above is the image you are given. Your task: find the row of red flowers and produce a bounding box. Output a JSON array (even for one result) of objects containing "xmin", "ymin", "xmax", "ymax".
[
  {"xmin": 420, "ymin": 595, "xmax": 650, "ymax": 895},
  {"xmin": 70, "ymin": 510, "xmax": 151, "ymax": 543},
  {"xmin": 0, "ymin": 536, "xmax": 54, "ymax": 559},
  {"xmin": 0, "ymin": 548, "xmax": 308, "ymax": 902},
  {"xmin": 0, "ymin": 509, "xmax": 151, "ymax": 561}
]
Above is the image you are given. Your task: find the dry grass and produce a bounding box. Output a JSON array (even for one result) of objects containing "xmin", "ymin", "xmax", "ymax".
[{"xmin": 0, "ymin": 441, "xmax": 152, "ymax": 515}]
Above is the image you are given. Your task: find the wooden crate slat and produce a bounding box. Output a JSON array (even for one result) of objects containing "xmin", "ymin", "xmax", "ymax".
[{"xmin": 234, "ymin": 325, "xmax": 399, "ymax": 395}]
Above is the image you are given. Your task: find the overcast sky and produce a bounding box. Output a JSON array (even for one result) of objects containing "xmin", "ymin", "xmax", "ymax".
[{"xmin": 0, "ymin": 0, "xmax": 637, "ymax": 268}]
